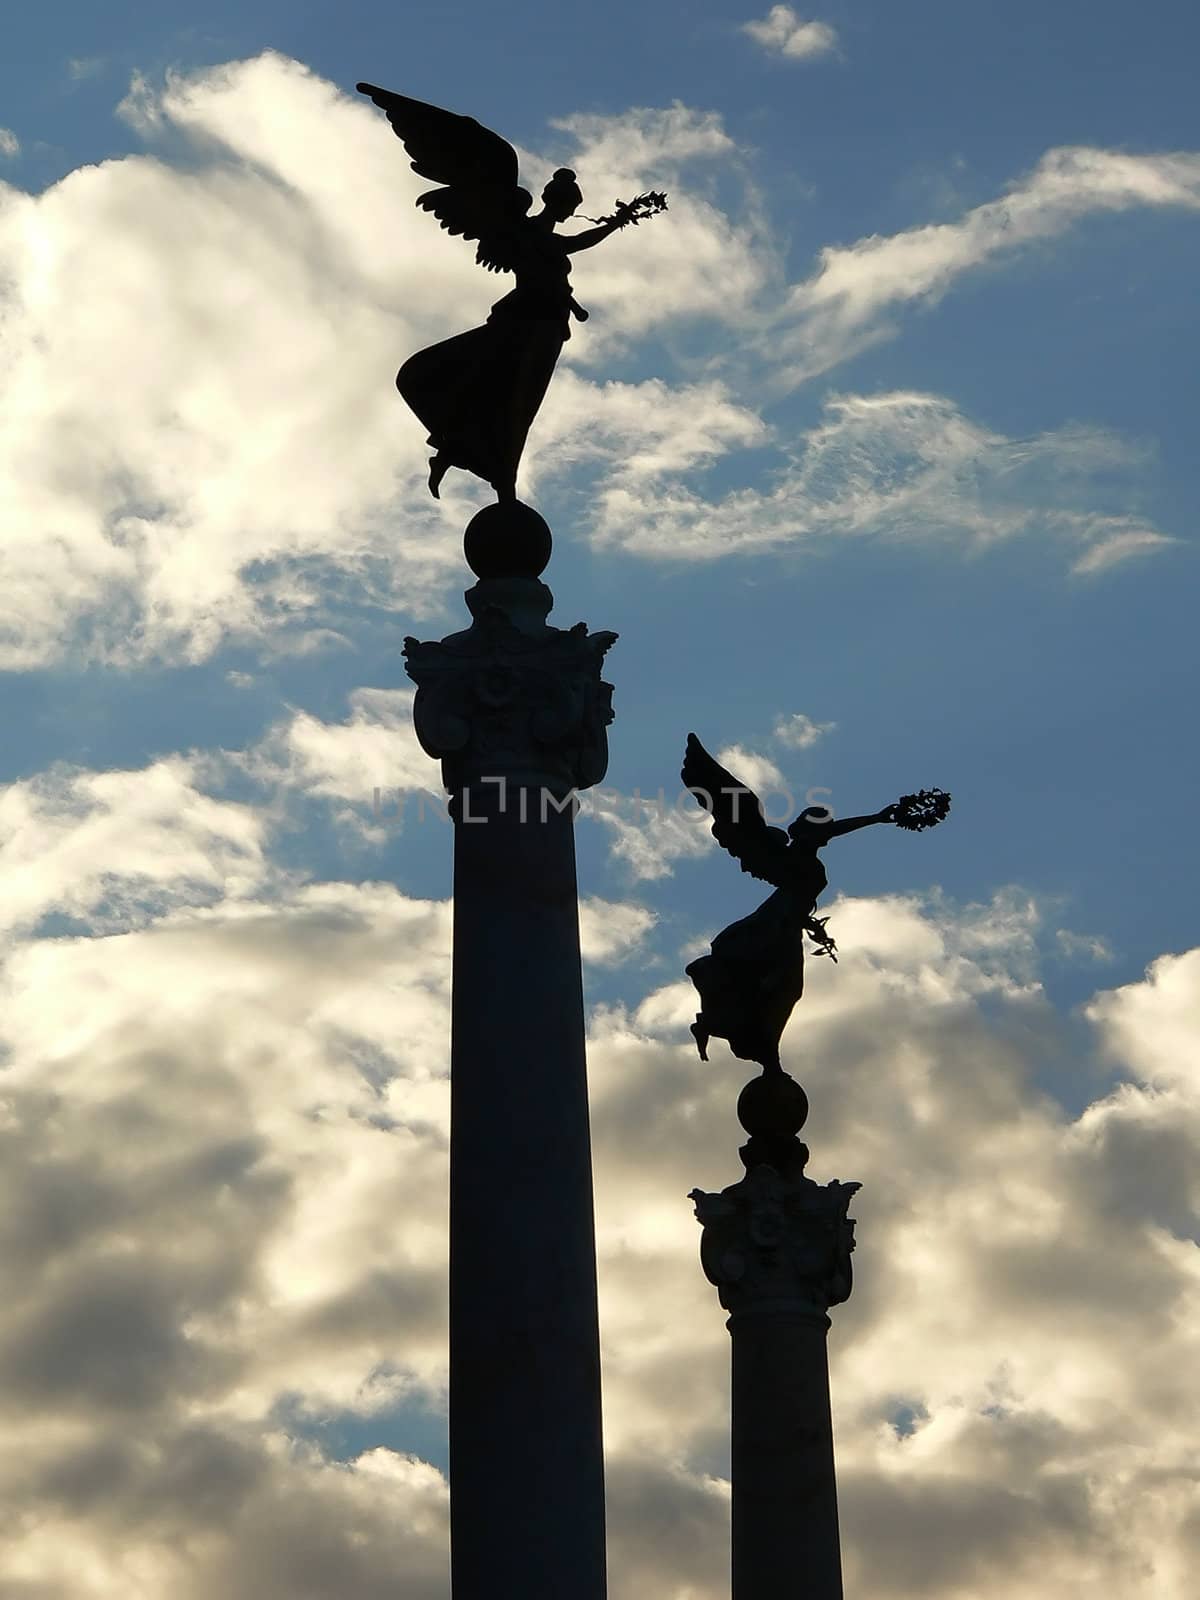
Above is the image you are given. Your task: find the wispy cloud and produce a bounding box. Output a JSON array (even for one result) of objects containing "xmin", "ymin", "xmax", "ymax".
[
  {"xmin": 1070, "ymin": 526, "xmax": 1178, "ymax": 575},
  {"xmin": 67, "ymin": 56, "xmax": 106, "ymax": 83},
  {"xmin": 774, "ymin": 145, "xmax": 1200, "ymax": 381},
  {"xmin": 1056, "ymin": 927, "xmax": 1115, "ymax": 963},
  {"xmin": 0, "ymin": 127, "xmax": 18, "ymax": 158},
  {"xmin": 742, "ymin": 7, "xmax": 838, "ymax": 61},
  {"xmin": 579, "ymin": 389, "xmax": 1178, "ymax": 572}
]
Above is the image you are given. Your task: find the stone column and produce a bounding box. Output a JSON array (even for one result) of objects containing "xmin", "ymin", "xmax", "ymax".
[
  {"xmin": 404, "ymin": 504, "xmax": 615, "ymax": 1600},
  {"xmin": 690, "ymin": 1070, "xmax": 860, "ymax": 1600}
]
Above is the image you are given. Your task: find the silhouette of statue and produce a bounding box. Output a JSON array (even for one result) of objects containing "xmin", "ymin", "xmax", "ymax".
[
  {"xmin": 682, "ymin": 733, "xmax": 950, "ymax": 1072},
  {"xmin": 358, "ymin": 84, "xmax": 668, "ymax": 502}
]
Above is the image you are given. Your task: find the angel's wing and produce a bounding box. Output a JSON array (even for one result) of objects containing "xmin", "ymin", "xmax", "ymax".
[
  {"xmin": 681, "ymin": 733, "xmax": 791, "ymax": 886},
  {"xmin": 357, "ymin": 83, "xmax": 529, "ymax": 272}
]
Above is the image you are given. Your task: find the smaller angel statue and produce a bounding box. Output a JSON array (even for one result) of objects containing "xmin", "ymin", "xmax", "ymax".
[
  {"xmin": 681, "ymin": 734, "xmax": 950, "ymax": 1072},
  {"xmin": 358, "ymin": 84, "xmax": 668, "ymax": 502}
]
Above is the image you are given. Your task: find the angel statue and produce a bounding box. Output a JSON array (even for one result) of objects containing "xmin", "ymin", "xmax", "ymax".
[
  {"xmin": 682, "ymin": 733, "xmax": 951, "ymax": 1073},
  {"xmin": 358, "ymin": 84, "xmax": 668, "ymax": 502}
]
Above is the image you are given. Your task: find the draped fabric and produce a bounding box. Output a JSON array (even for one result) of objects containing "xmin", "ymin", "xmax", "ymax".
[
  {"xmin": 686, "ymin": 889, "xmax": 808, "ymax": 1070},
  {"xmin": 397, "ymin": 289, "xmax": 567, "ymax": 498}
]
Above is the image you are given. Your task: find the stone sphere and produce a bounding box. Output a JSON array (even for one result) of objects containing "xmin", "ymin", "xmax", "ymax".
[
  {"xmin": 736, "ymin": 1071, "xmax": 809, "ymax": 1138},
  {"xmin": 463, "ymin": 501, "xmax": 552, "ymax": 580}
]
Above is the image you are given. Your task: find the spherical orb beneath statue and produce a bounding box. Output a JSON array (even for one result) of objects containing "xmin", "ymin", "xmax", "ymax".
[
  {"xmin": 464, "ymin": 501, "xmax": 553, "ymax": 580},
  {"xmin": 737, "ymin": 1071, "xmax": 809, "ymax": 1138}
]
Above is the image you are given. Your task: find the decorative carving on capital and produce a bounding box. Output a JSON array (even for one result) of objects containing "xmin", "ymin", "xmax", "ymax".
[
  {"xmin": 690, "ymin": 1162, "xmax": 860, "ymax": 1322},
  {"xmin": 403, "ymin": 576, "xmax": 617, "ymax": 797}
]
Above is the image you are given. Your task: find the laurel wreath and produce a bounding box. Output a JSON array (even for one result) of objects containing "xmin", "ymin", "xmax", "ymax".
[
  {"xmin": 581, "ymin": 190, "xmax": 669, "ymax": 227},
  {"xmin": 893, "ymin": 788, "xmax": 952, "ymax": 831}
]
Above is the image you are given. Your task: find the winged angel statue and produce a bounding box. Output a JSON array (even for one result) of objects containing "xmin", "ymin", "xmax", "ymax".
[
  {"xmin": 358, "ymin": 84, "xmax": 667, "ymax": 502},
  {"xmin": 682, "ymin": 734, "xmax": 951, "ymax": 1072}
]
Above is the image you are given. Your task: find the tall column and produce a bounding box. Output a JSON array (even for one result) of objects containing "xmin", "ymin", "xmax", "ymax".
[
  {"xmin": 690, "ymin": 1070, "xmax": 860, "ymax": 1600},
  {"xmin": 404, "ymin": 504, "xmax": 615, "ymax": 1600}
]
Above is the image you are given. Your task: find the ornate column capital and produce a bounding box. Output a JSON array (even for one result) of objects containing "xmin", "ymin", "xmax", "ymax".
[
  {"xmin": 690, "ymin": 1162, "xmax": 861, "ymax": 1324},
  {"xmin": 404, "ymin": 575, "xmax": 617, "ymax": 799}
]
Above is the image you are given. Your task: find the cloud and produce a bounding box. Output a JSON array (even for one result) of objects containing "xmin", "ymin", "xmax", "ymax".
[
  {"xmin": 0, "ymin": 861, "xmax": 457, "ymax": 1594},
  {"xmin": 0, "ymin": 757, "xmax": 271, "ymax": 935},
  {"xmin": 2, "ymin": 56, "xmax": 1193, "ymax": 673},
  {"xmin": 583, "ymin": 389, "xmax": 1178, "ymax": 569},
  {"xmin": 523, "ymin": 370, "xmax": 768, "ymax": 501},
  {"xmin": 1070, "ymin": 526, "xmax": 1178, "ymax": 575},
  {"xmin": 713, "ymin": 742, "xmax": 786, "ymax": 798},
  {"xmin": 67, "ymin": 56, "xmax": 107, "ymax": 83},
  {"xmin": 280, "ymin": 693, "xmax": 424, "ymax": 793},
  {"xmin": 1086, "ymin": 946, "xmax": 1200, "ymax": 1091},
  {"xmin": 1055, "ymin": 928, "xmax": 1114, "ymax": 964},
  {"xmin": 742, "ymin": 7, "xmax": 839, "ymax": 61},
  {"xmin": 586, "ymin": 788, "xmax": 714, "ymax": 881},
  {"xmin": 4, "ymin": 48, "xmax": 1199, "ymax": 1598},
  {"xmin": 774, "ymin": 145, "xmax": 1200, "ymax": 380},
  {"xmin": 0, "ymin": 127, "xmax": 18, "ymax": 158},
  {"xmin": 579, "ymin": 897, "xmax": 657, "ymax": 964},
  {"xmin": 233, "ymin": 703, "xmax": 692, "ymax": 922},
  {"xmin": 587, "ymin": 894, "xmax": 1200, "ymax": 1597},
  {"xmin": 547, "ymin": 101, "xmax": 770, "ymax": 343},
  {"xmin": 773, "ymin": 711, "xmax": 836, "ymax": 749},
  {"xmin": 0, "ymin": 54, "xmax": 507, "ymax": 670},
  {"xmin": 0, "ymin": 61, "xmax": 780, "ymax": 670},
  {"xmin": 1, "ymin": 731, "xmax": 1198, "ymax": 1595},
  {"xmin": 518, "ymin": 140, "xmax": 1191, "ymax": 573},
  {"xmin": 236, "ymin": 689, "xmax": 437, "ymax": 842}
]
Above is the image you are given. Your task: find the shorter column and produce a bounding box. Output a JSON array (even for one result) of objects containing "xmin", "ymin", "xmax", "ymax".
[{"xmin": 690, "ymin": 1070, "xmax": 859, "ymax": 1600}]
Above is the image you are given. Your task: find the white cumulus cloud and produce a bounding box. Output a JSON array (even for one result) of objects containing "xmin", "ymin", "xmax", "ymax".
[
  {"xmin": 0, "ymin": 758, "xmax": 271, "ymax": 935},
  {"xmin": 0, "ymin": 61, "xmax": 777, "ymax": 669},
  {"xmin": 742, "ymin": 7, "xmax": 839, "ymax": 61},
  {"xmin": 774, "ymin": 711, "xmax": 837, "ymax": 749}
]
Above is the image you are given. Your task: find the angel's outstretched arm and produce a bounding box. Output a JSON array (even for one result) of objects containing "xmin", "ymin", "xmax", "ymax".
[
  {"xmin": 824, "ymin": 807, "xmax": 895, "ymax": 840},
  {"xmin": 562, "ymin": 216, "xmax": 628, "ymax": 254},
  {"xmin": 564, "ymin": 193, "xmax": 667, "ymax": 253}
]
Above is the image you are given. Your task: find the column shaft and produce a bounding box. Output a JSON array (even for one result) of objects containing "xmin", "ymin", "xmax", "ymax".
[
  {"xmin": 448, "ymin": 788, "xmax": 606, "ymax": 1600},
  {"xmin": 730, "ymin": 1311, "xmax": 843, "ymax": 1600}
]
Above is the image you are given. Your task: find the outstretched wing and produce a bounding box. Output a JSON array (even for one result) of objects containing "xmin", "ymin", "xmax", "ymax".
[
  {"xmin": 682, "ymin": 733, "xmax": 791, "ymax": 886},
  {"xmin": 356, "ymin": 83, "xmax": 518, "ymax": 187},
  {"xmin": 357, "ymin": 83, "xmax": 528, "ymax": 272}
]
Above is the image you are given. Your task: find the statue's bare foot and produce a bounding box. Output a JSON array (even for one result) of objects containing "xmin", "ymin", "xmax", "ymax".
[
  {"xmin": 691, "ymin": 1019, "xmax": 710, "ymax": 1062},
  {"xmin": 428, "ymin": 454, "xmax": 449, "ymax": 499}
]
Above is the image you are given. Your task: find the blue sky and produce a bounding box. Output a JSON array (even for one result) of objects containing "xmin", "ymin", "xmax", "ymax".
[{"xmin": 1, "ymin": 6, "xmax": 1198, "ymax": 1598}]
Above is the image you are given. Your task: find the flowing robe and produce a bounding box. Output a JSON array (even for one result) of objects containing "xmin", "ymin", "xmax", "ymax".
[
  {"xmin": 397, "ymin": 220, "xmax": 575, "ymax": 497},
  {"xmin": 686, "ymin": 851, "xmax": 828, "ymax": 1070}
]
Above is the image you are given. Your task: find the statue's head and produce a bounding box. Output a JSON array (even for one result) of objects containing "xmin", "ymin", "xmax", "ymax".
[
  {"xmin": 788, "ymin": 805, "xmax": 834, "ymax": 846},
  {"xmin": 541, "ymin": 167, "xmax": 583, "ymax": 221}
]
